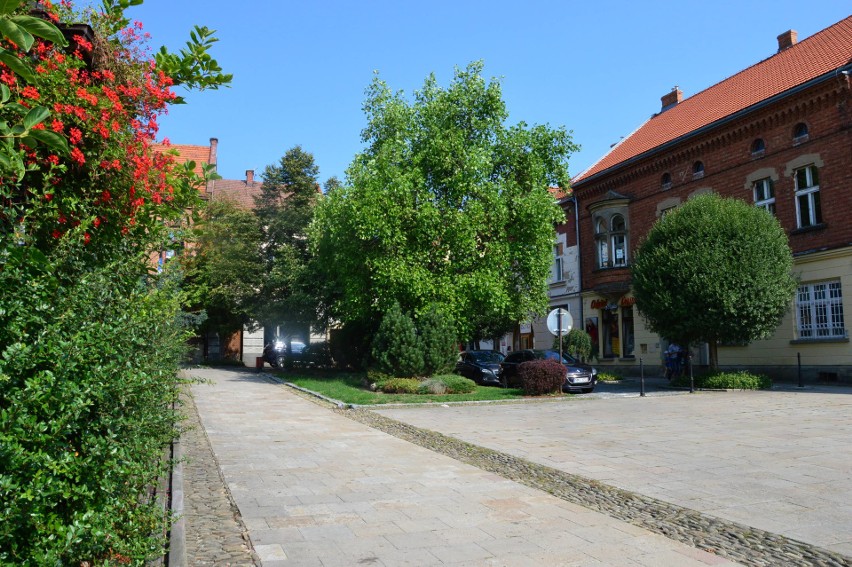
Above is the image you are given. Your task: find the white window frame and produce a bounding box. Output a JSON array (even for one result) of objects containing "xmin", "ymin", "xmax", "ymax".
[
  {"xmin": 794, "ymin": 165, "xmax": 821, "ymax": 228},
  {"xmin": 551, "ymin": 246, "xmax": 564, "ymax": 283},
  {"xmin": 610, "ymin": 215, "xmax": 627, "ymax": 267},
  {"xmin": 796, "ymin": 281, "xmax": 846, "ymax": 339},
  {"xmin": 595, "ymin": 219, "xmax": 609, "ymax": 268},
  {"xmin": 753, "ymin": 178, "xmax": 775, "ymax": 214}
]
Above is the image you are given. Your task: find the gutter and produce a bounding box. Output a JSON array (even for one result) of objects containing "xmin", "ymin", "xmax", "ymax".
[{"xmin": 573, "ymin": 63, "xmax": 852, "ymax": 188}]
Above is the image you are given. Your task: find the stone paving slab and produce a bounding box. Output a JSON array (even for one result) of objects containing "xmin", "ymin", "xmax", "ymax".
[
  {"xmin": 374, "ymin": 386, "xmax": 852, "ymax": 558},
  {"xmin": 186, "ymin": 368, "xmax": 741, "ymax": 566}
]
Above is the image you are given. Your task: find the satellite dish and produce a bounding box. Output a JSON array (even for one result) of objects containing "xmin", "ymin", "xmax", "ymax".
[{"xmin": 547, "ymin": 308, "xmax": 573, "ymax": 337}]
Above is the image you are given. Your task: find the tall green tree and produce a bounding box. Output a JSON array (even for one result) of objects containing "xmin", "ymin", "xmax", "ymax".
[
  {"xmin": 631, "ymin": 193, "xmax": 797, "ymax": 368},
  {"xmin": 253, "ymin": 146, "xmax": 322, "ymax": 336},
  {"xmin": 310, "ymin": 61, "xmax": 578, "ymax": 346},
  {"xmin": 180, "ymin": 199, "xmax": 264, "ymax": 335}
]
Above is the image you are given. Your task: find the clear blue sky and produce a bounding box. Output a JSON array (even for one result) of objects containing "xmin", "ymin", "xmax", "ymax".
[{"xmin": 127, "ymin": 1, "xmax": 850, "ymax": 185}]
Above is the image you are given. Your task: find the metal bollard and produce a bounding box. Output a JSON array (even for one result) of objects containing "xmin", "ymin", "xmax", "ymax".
[{"xmin": 640, "ymin": 358, "xmax": 645, "ymax": 397}]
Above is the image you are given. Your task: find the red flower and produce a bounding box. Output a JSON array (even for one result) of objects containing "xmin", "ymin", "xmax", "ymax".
[
  {"xmin": 70, "ymin": 147, "xmax": 85, "ymax": 165},
  {"xmin": 83, "ymin": 232, "xmax": 91, "ymax": 244},
  {"xmin": 21, "ymin": 86, "xmax": 40, "ymax": 100},
  {"xmin": 52, "ymin": 229, "xmax": 62, "ymax": 239},
  {"xmin": 51, "ymin": 119, "xmax": 64, "ymax": 133},
  {"xmin": 69, "ymin": 128, "xmax": 82, "ymax": 145}
]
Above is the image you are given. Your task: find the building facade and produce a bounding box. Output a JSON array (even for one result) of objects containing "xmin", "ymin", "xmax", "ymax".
[{"xmin": 570, "ymin": 18, "xmax": 852, "ymax": 381}]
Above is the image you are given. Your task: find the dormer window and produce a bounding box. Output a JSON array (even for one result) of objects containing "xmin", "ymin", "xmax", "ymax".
[
  {"xmin": 661, "ymin": 172, "xmax": 672, "ymax": 191},
  {"xmin": 793, "ymin": 123, "xmax": 809, "ymax": 145},
  {"xmin": 692, "ymin": 161, "xmax": 705, "ymax": 180},
  {"xmin": 751, "ymin": 138, "xmax": 765, "ymax": 157}
]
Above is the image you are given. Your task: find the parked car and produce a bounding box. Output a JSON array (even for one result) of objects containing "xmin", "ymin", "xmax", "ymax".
[
  {"xmin": 286, "ymin": 341, "xmax": 334, "ymax": 369},
  {"xmin": 455, "ymin": 350, "xmax": 505, "ymax": 386},
  {"xmin": 499, "ymin": 349, "xmax": 597, "ymax": 393}
]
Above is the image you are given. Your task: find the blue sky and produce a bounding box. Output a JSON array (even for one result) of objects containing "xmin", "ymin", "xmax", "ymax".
[{"xmin": 127, "ymin": 1, "xmax": 850, "ymax": 185}]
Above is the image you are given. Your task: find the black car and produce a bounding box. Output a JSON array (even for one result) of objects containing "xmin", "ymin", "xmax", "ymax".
[
  {"xmin": 287, "ymin": 342, "xmax": 334, "ymax": 369},
  {"xmin": 499, "ymin": 349, "xmax": 597, "ymax": 393},
  {"xmin": 455, "ymin": 350, "xmax": 505, "ymax": 386}
]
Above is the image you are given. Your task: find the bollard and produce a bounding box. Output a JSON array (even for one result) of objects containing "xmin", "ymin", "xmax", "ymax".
[{"xmin": 640, "ymin": 358, "xmax": 645, "ymax": 397}]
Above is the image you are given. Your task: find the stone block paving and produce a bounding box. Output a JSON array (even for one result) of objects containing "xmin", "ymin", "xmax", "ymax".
[
  {"xmin": 375, "ymin": 384, "xmax": 852, "ymax": 562},
  {"xmin": 185, "ymin": 368, "xmax": 742, "ymax": 567}
]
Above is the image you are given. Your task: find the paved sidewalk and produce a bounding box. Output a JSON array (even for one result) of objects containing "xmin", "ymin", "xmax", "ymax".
[
  {"xmin": 376, "ymin": 385, "xmax": 852, "ymax": 558},
  {"xmin": 186, "ymin": 367, "xmax": 740, "ymax": 566}
]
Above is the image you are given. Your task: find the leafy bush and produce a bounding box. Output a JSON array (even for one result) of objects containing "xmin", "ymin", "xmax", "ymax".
[
  {"xmin": 378, "ymin": 377, "xmax": 422, "ymax": 394},
  {"xmin": 597, "ymin": 371, "xmax": 623, "ymax": 382},
  {"xmin": 671, "ymin": 370, "xmax": 771, "ymax": 390},
  {"xmin": 519, "ymin": 360, "xmax": 565, "ymax": 396},
  {"xmin": 0, "ymin": 256, "xmax": 189, "ymax": 564},
  {"xmin": 552, "ymin": 328, "xmax": 592, "ymax": 361},
  {"xmin": 432, "ymin": 374, "xmax": 477, "ymax": 394},
  {"xmin": 371, "ymin": 303, "xmax": 424, "ymax": 377}
]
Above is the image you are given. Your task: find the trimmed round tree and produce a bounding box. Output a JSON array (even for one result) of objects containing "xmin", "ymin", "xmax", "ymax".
[{"xmin": 631, "ymin": 193, "xmax": 796, "ymax": 368}]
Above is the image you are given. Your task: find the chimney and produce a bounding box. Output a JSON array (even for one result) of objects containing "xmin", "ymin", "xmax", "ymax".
[
  {"xmin": 246, "ymin": 170, "xmax": 254, "ymax": 186},
  {"xmin": 205, "ymin": 137, "xmax": 218, "ymax": 197},
  {"xmin": 777, "ymin": 29, "xmax": 797, "ymax": 52},
  {"xmin": 660, "ymin": 87, "xmax": 683, "ymax": 112},
  {"xmin": 208, "ymin": 137, "xmax": 218, "ymax": 168}
]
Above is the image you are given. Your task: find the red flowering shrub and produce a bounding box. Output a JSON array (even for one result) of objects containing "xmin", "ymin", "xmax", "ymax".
[{"xmin": 519, "ymin": 359, "xmax": 566, "ymax": 396}]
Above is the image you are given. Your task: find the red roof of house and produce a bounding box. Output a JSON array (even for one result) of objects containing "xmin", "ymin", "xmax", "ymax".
[
  {"xmin": 152, "ymin": 143, "xmax": 213, "ymax": 178},
  {"xmin": 573, "ymin": 16, "xmax": 852, "ymax": 184},
  {"xmin": 210, "ymin": 178, "xmax": 264, "ymax": 209}
]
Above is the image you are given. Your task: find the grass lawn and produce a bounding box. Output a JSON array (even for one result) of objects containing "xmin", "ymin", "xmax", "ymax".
[{"xmin": 278, "ymin": 371, "xmax": 530, "ymax": 405}]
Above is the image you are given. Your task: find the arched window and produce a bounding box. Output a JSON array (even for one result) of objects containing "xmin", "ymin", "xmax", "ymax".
[
  {"xmin": 661, "ymin": 172, "xmax": 672, "ymax": 190},
  {"xmin": 793, "ymin": 123, "xmax": 809, "ymax": 143},
  {"xmin": 751, "ymin": 138, "xmax": 765, "ymax": 156},
  {"xmin": 594, "ymin": 214, "xmax": 628, "ymax": 268},
  {"xmin": 692, "ymin": 161, "xmax": 704, "ymax": 179}
]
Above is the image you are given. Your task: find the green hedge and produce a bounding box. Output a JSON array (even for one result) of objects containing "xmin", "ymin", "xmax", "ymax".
[{"xmin": 0, "ymin": 254, "xmax": 189, "ymax": 564}]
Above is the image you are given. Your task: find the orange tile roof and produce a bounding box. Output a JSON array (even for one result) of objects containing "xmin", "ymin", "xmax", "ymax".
[
  {"xmin": 210, "ymin": 178, "xmax": 264, "ymax": 210},
  {"xmin": 153, "ymin": 143, "xmax": 213, "ymax": 178},
  {"xmin": 574, "ymin": 16, "xmax": 852, "ymax": 184}
]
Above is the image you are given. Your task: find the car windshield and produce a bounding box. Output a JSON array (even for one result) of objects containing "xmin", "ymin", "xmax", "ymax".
[
  {"xmin": 471, "ymin": 351, "xmax": 503, "ymax": 363},
  {"xmin": 538, "ymin": 350, "xmax": 578, "ymax": 364}
]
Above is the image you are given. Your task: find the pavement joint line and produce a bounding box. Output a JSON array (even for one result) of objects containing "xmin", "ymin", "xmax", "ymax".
[{"xmin": 274, "ymin": 381, "xmax": 851, "ymax": 567}]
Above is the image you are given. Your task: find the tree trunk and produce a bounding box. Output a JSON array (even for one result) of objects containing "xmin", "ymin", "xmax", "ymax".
[{"xmin": 708, "ymin": 339, "xmax": 719, "ymax": 370}]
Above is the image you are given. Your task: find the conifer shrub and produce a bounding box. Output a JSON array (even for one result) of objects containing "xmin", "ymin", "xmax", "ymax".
[
  {"xmin": 417, "ymin": 378, "xmax": 448, "ymax": 395},
  {"xmin": 519, "ymin": 359, "xmax": 566, "ymax": 396},
  {"xmin": 371, "ymin": 303, "xmax": 424, "ymax": 377},
  {"xmin": 552, "ymin": 328, "xmax": 592, "ymax": 361},
  {"xmin": 418, "ymin": 305, "xmax": 457, "ymax": 376}
]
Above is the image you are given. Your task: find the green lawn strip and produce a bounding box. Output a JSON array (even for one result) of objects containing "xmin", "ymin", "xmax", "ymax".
[{"xmin": 282, "ymin": 372, "xmax": 528, "ymax": 405}]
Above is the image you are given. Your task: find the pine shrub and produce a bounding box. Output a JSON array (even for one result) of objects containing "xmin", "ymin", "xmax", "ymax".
[
  {"xmin": 371, "ymin": 303, "xmax": 424, "ymax": 377},
  {"xmin": 379, "ymin": 377, "xmax": 422, "ymax": 393},
  {"xmin": 418, "ymin": 305, "xmax": 457, "ymax": 376},
  {"xmin": 519, "ymin": 359, "xmax": 566, "ymax": 396}
]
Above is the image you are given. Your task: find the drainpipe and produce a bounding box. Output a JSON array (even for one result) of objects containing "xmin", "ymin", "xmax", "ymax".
[{"xmin": 572, "ymin": 195, "xmax": 584, "ymax": 327}]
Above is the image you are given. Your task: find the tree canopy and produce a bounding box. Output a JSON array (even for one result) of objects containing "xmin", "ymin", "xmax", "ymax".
[
  {"xmin": 252, "ymin": 146, "xmax": 323, "ymax": 335},
  {"xmin": 310, "ymin": 61, "xmax": 578, "ymax": 343},
  {"xmin": 631, "ymin": 193, "xmax": 797, "ymax": 368}
]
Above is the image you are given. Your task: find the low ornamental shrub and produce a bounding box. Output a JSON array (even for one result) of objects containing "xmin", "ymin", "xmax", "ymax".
[
  {"xmin": 519, "ymin": 359, "xmax": 565, "ymax": 396},
  {"xmin": 378, "ymin": 377, "xmax": 421, "ymax": 394},
  {"xmin": 597, "ymin": 371, "xmax": 623, "ymax": 382},
  {"xmin": 432, "ymin": 374, "xmax": 477, "ymax": 394},
  {"xmin": 417, "ymin": 378, "xmax": 448, "ymax": 395},
  {"xmin": 671, "ymin": 370, "xmax": 771, "ymax": 390}
]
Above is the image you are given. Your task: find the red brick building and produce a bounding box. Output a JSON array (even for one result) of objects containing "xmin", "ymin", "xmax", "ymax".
[{"xmin": 569, "ymin": 16, "xmax": 852, "ymax": 381}]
